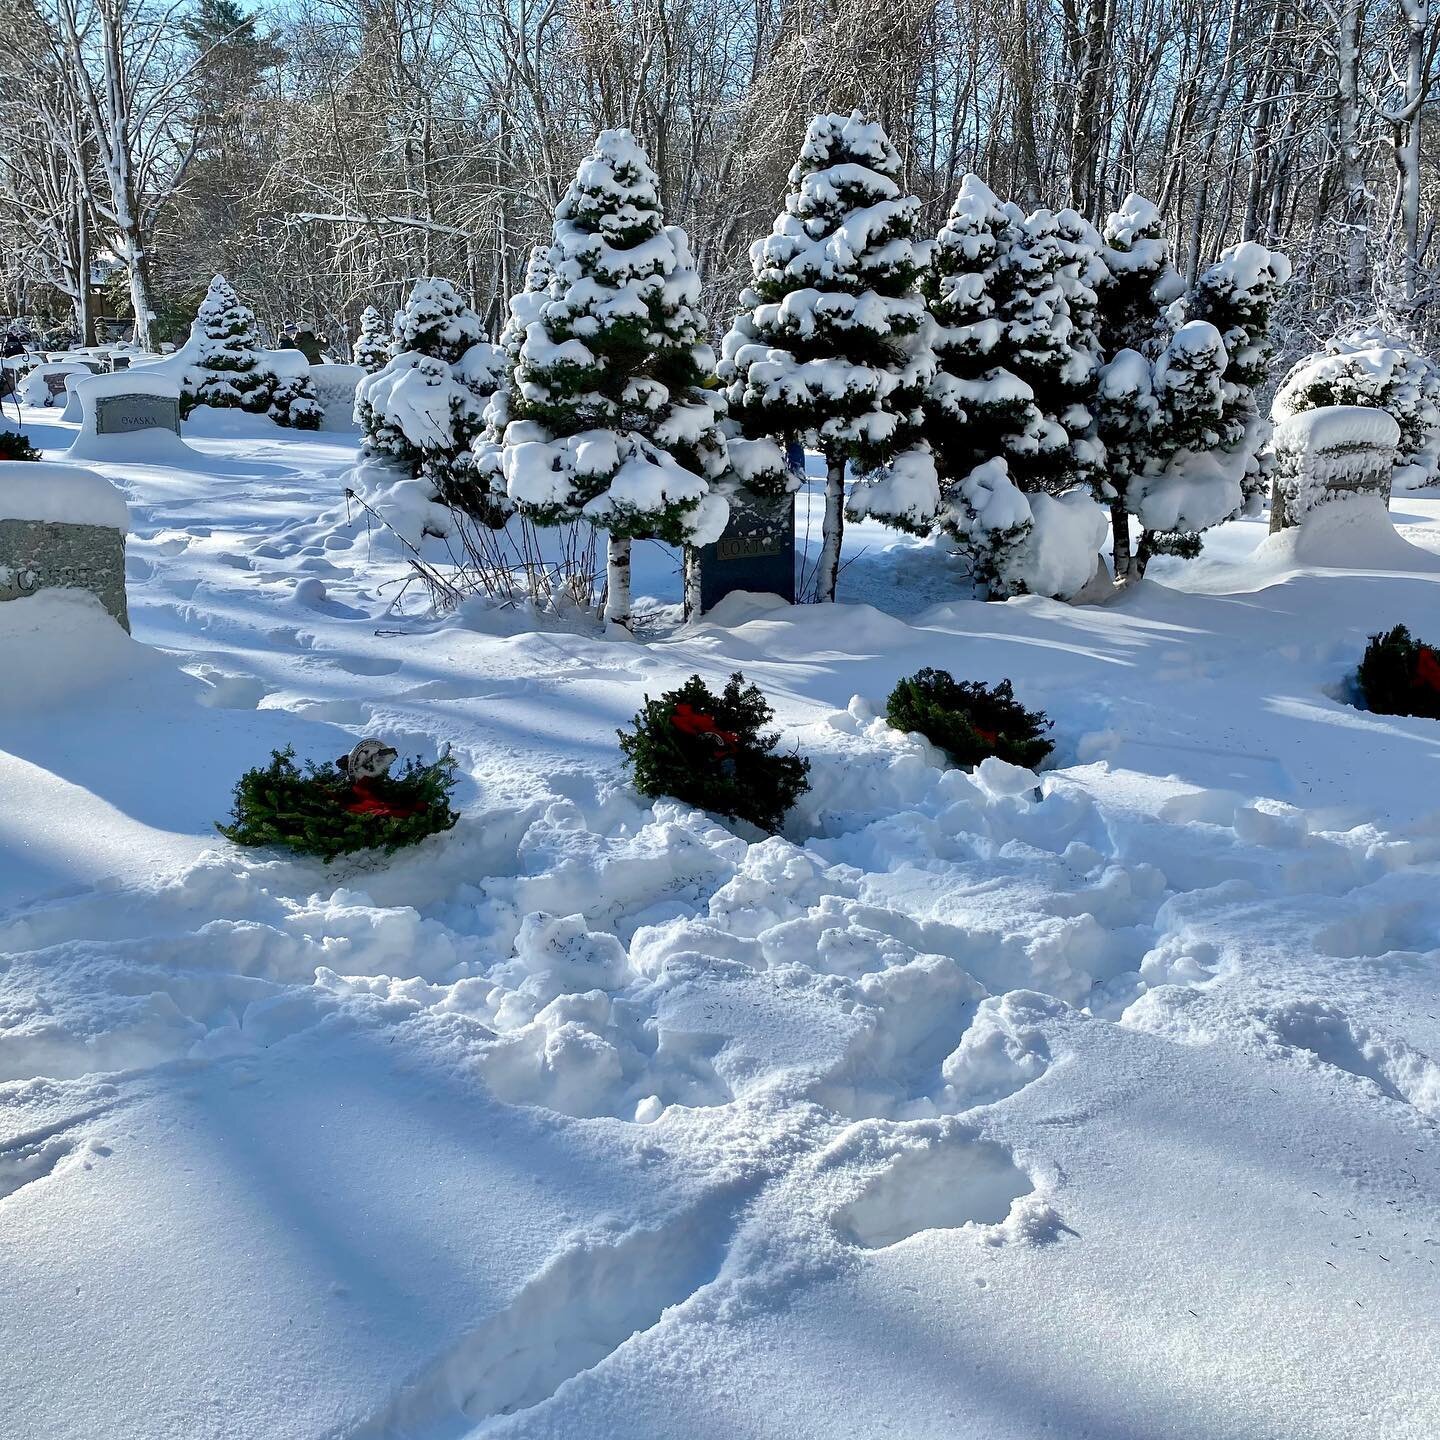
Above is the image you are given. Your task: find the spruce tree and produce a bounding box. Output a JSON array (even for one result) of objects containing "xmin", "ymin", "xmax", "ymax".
[
  {"xmin": 920, "ymin": 174, "xmax": 1046, "ymax": 589},
  {"xmin": 355, "ymin": 278, "xmax": 506, "ymax": 516},
  {"xmin": 919, "ymin": 179, "xmax": 1106, "ymax": 599},
  {"xmin": 185, "ymin": 274, "xmax": 271, "ymax": 414},
  {"xmin": 1094, "ymin": 196, "xmax": 1185, "ymax": 577},
  {"xmin": 993, "ymin": 207, "xmax": 1097, "ymax": 498},
  {"xmin": 351, "ymin": 306, "xmax": 390, "ymax": 373},
  {"xmin": 719, "ymin": 111, "xmax": 934, "ymax": 602},
  {"xmin": 489, "ymin": 130, "xmax": 728, "ymax": 631},
  {"xmin": 1189, "ymin": 242, "xmax": 1291, "ymax": 504}
]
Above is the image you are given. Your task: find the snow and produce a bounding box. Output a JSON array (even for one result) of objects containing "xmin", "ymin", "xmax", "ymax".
[
  {"xmin": 1274, "ymin": 403, "xmax": 1401, "ymax": 454},
  {"xmin": 0, "ymin": 460, "xmax": 129, "ymax": 530},
  {"xmin": 63, "ymin": 371, "xmax": 198, "ymax": 466},
  {"xmin": 4, "ymin": 401, "xmax": 1440, "ymax": 1438}
]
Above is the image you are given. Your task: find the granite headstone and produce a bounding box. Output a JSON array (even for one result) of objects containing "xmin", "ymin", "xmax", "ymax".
[
  {"xmin": 95, "ymin": 392, "xmax": 182, "ymax": 437},
  {"xmin": 0, "ymin": 518, "xmax": 129, "ymax": 630},
  {"xmin": 695, "ymin": 486, "xmax": 796, "ymax": 612}
]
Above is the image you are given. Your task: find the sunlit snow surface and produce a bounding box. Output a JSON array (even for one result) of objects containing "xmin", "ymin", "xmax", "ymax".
[{"xmin": 3, "ymin": 405, "xmax": 1440, "ymax": 1439}]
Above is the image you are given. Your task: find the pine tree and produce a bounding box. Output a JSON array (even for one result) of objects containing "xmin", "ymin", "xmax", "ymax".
[
  {"xmin": 489, "ymin": 130, "xmax": 728, "ymax": 631},
  {"xmin": 719, "ymin": 111, "xmax": 934, "ymax": 602},
  {"xmin": 356, "ymin": 278, "xmax": 506, "ymax": 516},
  {"xmin": 351, "ymin": 306, "xmax": 390, "ymax": 373},
  {"xmin": 184, "ymin": 274, "xmax": 271, "ymax": 414}
]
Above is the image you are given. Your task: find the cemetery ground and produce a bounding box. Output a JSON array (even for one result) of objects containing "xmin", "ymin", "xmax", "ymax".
[{"xmin": 3, "ymin": 403, "xmax": 1440, "ymax": 1440}]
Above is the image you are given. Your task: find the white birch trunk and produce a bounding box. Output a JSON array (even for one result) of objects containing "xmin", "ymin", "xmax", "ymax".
[
  {"xmin": 682, "ymin": 545, "xmax": 702, "ymax": 620},
  {"xmin": 817, "ymin": 461, "xmax": 845, "ymax": 603},
  {"xmin": 605, "ymin": 534, "xmax": 632, "ymax": 632}
]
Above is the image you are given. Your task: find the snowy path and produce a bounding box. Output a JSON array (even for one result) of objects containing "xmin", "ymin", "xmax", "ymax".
[{"xmin": 3, "ymin": 410, "xmax": 1440, "ymax": 1438}]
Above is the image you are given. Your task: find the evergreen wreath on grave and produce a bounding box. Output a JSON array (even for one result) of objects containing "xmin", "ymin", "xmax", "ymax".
[
  {"xmin": 218, "ymin": 739, "xmax": 459, "ymax": 861},
  {"xmin": 0, "ymin": 428, "xmax": 39, "ymax": 461},
  {"xmin": 618, "ymin": 672, "xmax": 810, "ymax": 833},
  {"xmin": 886, "ymin": 669, "xmax": 1054, "ymax": 769},
  {"xmin": 1357, "ymin": 625, "xmax": 1440, "ymax": 720}
]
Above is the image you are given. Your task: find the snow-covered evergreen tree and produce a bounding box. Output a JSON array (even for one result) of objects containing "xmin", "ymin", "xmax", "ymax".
[
  {"xmin": 356, "ymin": 278, "xmax": 506, "ymax": 516},
  {"xmin": 1189, "ymin": 242, "xmax": 1292, "ymax": 504},
  {"xmin": 719, "ymin": 111, "xmax": 935, "ymax": 602},
  {"xmin": 994, "ymin": 207, "xmax": 1101, "ymax": 498},
  {"xmin": 480, "ymin": 130, "xmax": 728, "ymax": 630},
  {"xmin": 181, "ymin": 274, "xmax": 321, "ymax": 429},
  {"xmin": 917, "ymin": 177, "xmax": 1106, "ymax": 599},
  {"xmin": 919, "ymin": 175, "xmax": 1044, "ymax": 591},
  {"xmin": 351, "ymin": 306, "xmax": 390, "ymax": 373},
  {"xmin": 1094, "ymin": 196, "xmax": 1196, "ymax": 576},
  {"xmin": 1273, "ymin": 326, "xmax": 1440, "ymax": 492},
  {"xmin": 184, "ymin": 274, "xmax": 271, "ymax": 413}
]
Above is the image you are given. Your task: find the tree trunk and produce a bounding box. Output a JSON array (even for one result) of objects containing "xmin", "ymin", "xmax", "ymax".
[
  {"xmin": 682, "ymin": 545, "xmax": 702, "ymax": 620},
  {"xmin": 606, "ymin": 534, "xmax": 632, "ymax": 631},
  {"xmin": 817, "ymin": 460, "xmax": 845, "ymax": 602},
  {"xmin": 1110, "ymin": 497, "xmax": 1134, "ymax": 581},
  {"xmin": 1336, "ymin": 0, "xmax": 1368, "ymax": 299},
  {"xmin": 74, "ymin": 196, "xmax": 94, "ymax": 345}
]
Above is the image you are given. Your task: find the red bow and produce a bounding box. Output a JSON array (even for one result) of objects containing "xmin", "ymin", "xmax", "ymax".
[
  {"xmin": 343, "ymin": 778, "xmax": 424, "ymax": 818},
  {"xmin": 1415, "ymin": 645, "xmax": 1440, "ymax": 693},
  {"xmin": 671, "ymin": 702, "xmax": 739, "ymax": 756},
  {"xmin": 971, "ymin": 725, "xmax": 999, "ymax": 747}
]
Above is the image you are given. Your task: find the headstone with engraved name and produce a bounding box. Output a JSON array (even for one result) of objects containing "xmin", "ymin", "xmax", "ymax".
[
  {"xmin": 0, "ymin": 461, "xmax": 130, "ymax": 630},
  {"xmin": 694, "ymin": 485, "xmax": 796, "ymax": 612},
  {"xmin": 94, "ymin": 391, "xmax": 182, "ymax": 436},
  {"xmin": 66, "ymin": 371, "xmax": 194, "ymax": 464}
]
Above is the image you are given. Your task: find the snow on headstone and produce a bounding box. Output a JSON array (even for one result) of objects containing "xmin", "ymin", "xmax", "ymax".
[
  {"xmin": 1269, "ymin": 405, "xmax": 1399, "ymax": 533},
  {"xmin": 0, "ymin": 460, "xmax": 131, "ymax": 630},
  {"xmin": 694, "ymin": 483, "xmax": 796, "ymax": 610},
  {"xmin": 65, "ymin": 371, "xmax": 196, "ymax": 465}
]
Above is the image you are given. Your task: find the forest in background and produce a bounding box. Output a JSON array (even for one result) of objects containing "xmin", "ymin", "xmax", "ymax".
[{"xmin": 2, "ymin": 0, "xmax": 1438, "ymax": 371}]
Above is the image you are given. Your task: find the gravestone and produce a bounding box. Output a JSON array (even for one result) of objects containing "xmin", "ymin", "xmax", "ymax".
[
  {"xmin": 695, "ymin": 486, "xmax": 796, "ymax": 612},
  {"xmin": 0, "ymin": 519, "xmax": 129, "ymax": 629},
  {"xmin": 95, "ymin": 391, "xmax": 181, "ymax": 437},
  {"xmin": 110, "ymin": 356, "xmax": 131, "ymax": 372},
  {"xmin": 0, "ymin": 463, "xmax": 130, "ymax": 630},
  {"xmin": 1270, "ymin": 405, "xmax": 1399, "ymax": 532},
  {"xmin": 44, "ymin": 371, "xmax": 71, "ymax": 403}
]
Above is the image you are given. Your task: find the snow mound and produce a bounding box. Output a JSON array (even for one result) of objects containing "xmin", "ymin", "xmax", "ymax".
[
  {"xmin": 1252, "ymin": 494, "xmax": 1440, "ymax": 572},
  {"xmin": 0, "ymin": 589, "xmax": 154, "ymax": 707}
]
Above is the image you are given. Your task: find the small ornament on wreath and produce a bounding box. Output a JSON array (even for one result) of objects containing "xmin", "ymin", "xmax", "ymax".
[
  {"xmin": 618, "ymin": 672, "xmax": 810, "ymax": 833},
  {"xmin": 218, "ymin": 738, "xmax": 459, "ymax": 861}
]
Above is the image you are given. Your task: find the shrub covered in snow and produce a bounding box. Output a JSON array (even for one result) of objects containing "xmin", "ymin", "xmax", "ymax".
[
  {"xmin": 475, "ymin": 130, "xmax": 729, "ymax": 629},
  {"xmin": 720, "ymin": 111, "xmax": 935, "ymax": 601},
  {"xmin": 181, "ymin": 276, "xmax": 322, "ymax": 430},
  {"xmin": 217, "ymin": 744, "xmax": 459, "ymax": 861},
  {"xmin": 356, "ymin": 278, "xmax": 506, "ymax": 516},
  {"xmin": 885, "ymin": 669, "xmax": 1053, "ymax": 770},
  {"xmin": 0, "ymin": 427, "xmax": 39, "ymax": 461},
  {"xmin": 351, "ymin": 306, "xmax": 391, "ymax": 373},
  {"xmin": 1273, "ymin": 329, "xmax": 1440, "ymax": 492},
  {"xmin": 618, "ymin": 672, "xmax": 810, "ymax": 833},
  {"xmin": 1357, "ymin": 624, "xmax": 1440, "ymax": 720}
]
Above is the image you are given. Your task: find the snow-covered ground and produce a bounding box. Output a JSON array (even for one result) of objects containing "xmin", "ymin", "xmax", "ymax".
[{"xmin": 4, "ymin": 404, "xmax": 1440, "ymax": 1439}]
